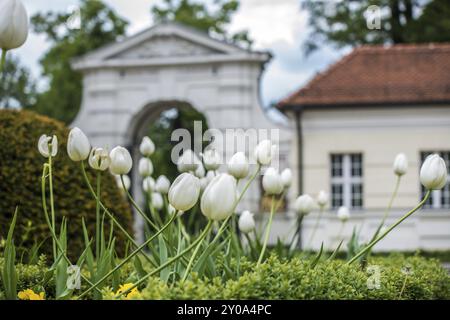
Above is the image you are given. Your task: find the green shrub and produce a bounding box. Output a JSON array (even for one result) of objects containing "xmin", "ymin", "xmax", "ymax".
[
  {"xmin": 141, "ymin": 255, "xmax": 450, "ymax": 300},
  {"xmin": 0, "ymin": 110, "xmax": 133, "ymax": 259}
]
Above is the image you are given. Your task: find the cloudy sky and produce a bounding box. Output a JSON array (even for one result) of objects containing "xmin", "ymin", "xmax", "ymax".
[{"xmin": 17, "ymin": 0, "xmax": 346, "ymax": 108}]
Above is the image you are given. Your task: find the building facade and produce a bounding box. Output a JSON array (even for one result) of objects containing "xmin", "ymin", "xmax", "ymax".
[{"xmin": 277, "ymin": 44, "xmax": 450, "ymax": 251}]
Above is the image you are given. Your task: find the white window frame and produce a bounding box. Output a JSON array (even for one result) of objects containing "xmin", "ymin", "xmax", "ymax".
[
  {"xmin": 422, "ymin": 151, "xmax": 450, "ymax": 209},
  {"xmin": 331, "ymin": 154, "xmax": 363, "ymax": 209}
]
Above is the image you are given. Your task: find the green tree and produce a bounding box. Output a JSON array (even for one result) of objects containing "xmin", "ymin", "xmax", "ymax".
[
  {"xmin": 151, "ymin": 0, "xmax": 252, "ymax": 48},
  {"xmin": 0, "ymin": 54, "xmax": 36, "ymax": 109},
  {"xmin": 30, "ymin": 0, "xmax": 128, "ymax": 123},
  {"xmin": 303, "ymin": 0, "xmax": 450, "ymax": 54}
]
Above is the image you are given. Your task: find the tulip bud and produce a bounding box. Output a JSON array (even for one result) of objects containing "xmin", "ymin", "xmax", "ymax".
[
  {"xmin": 202, "ymin": 149, "xmax": 221, "ymax": 171},
  {"xmin": 151, "ymin": 192, "xmax": 164, "ymax": 210},
  {"xmin": 88, "ymin": 147, "xmax": 110, "ymax": 171},
  {"xmin": 420, "ymin": 154, "xmax": 447, "ymax": 190},
  {"xmin": 281, "ymin": 168, "xmax": 292, "ymax": 188},
  {"xmin": 227, "ymin": 152, "xmax": 249, "ymax": 179},
  {"xmin": 393, "ymin": 153, "xmax": 408, "ymax": 176},
  {"xmin": 0, "ymin": 0, "xmax": 28, "ymax": 50},
  {"xmin": 316, "ymin": 190, "xmax": 328, "ymax": 208},
  {"xmin": 262, "ymin": 167, "xmax": 283, "ymax": 195},
  {"xmin": 142, "ymin": 176, "xmax": 155, "ymax": 193},
  {"xmin": 254, "ymin": 140, "xmax": 276, "ymax": 166},
  {"xmin": 38, "ymin": 134, "xmax": 57, "ymax": 158},
  {"xmin": 167, "ymin": 204, "xmax": 177, "ymax": 216},
  {"xmin": 109, "ymin": 146, "xmax": 132, "ymax": 175},
  {"xmin": 337, "ymin": 206, "xmax": 350, "ymax": 222},
  {"xmin": 194, "ymin": 163, "xmax": 206, "ymax": 178},
  {"xmin": 238, "ymin": 210, "xmax": 255, "ymax": 234},
  {"xmin": 139, "ymin": 136, "xmax": 155, "ymax": 157},
  {"xmin": 67, "ymin": 127, "xmax": 91, "ymax": 162},
  {"xmin": 200, "ymin": 177, "xmax": 209, "ymax": 192},
  {"xmin": 201, "ymin": 173, "xmax": 237, "ymax": 221},
  {"xmin": 177, "ymin": 149, "xmax": 200, "ymax": 173},
  {"xmin": 115, "ymin": 174, "xmax": 130, "ymax": 191},
  {"xmin": 294, "ymin": 194, "xmax": 315, "ymax": 215},
  {"xmin": 168, "ymin": 173, "xmax": 201, "ymax": 211},
  {"xmin": 138, "ymin": 158, "xmax": 153, "ymax": 177},
  {"xmin": 155, "ymin": 175, "xmax": 170, "ymax": 194}
]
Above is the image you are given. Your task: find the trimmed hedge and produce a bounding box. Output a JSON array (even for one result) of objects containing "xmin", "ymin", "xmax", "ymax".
[
  {"xmin": 141, "ymin": 255, "xmax": 450, "ymax": 300},
  {"xmin": 0, "ymin": 110, "xmax": 133, "ymax": 258}
]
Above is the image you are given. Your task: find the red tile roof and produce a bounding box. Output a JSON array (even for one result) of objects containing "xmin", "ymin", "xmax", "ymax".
[{"xmin": 278, "ymin": 43, "xmax": 450, "ymax": 109}]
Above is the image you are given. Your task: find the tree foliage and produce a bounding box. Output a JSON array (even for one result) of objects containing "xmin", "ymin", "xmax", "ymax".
[
  {"xmin": 151, "ymin": 0, "xmax": 252, "ymax": 48},
  {"xmin": 303, "ymin": 0, "xmax": 450, "ymax": 54},
  {"xmin": 29, "ymin": 0, "xmax": 128, "ymax": 124}
]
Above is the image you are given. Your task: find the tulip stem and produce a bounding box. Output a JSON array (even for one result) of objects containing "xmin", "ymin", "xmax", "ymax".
[
  {"xmin": 0, "ymin": 50, "xmax": 6, "ymax": 74},
  {"xmin": 95, "ymin": 171, "xmax": 101, "ymax": 259},
  {"xmin": 48, "ymin": 154, "xmax": 57, "ymax": 260},
  {"xmin": 77, "ymin": 212, "xmax": 178, "ymax": 299},
  {"xmin": 381, "ymin": 175, "xmax": 401, "ymax": 225},
  {"xmin": 307, "ymin": 207, "xmax": 324, "ymax": 249},
  {"xmin": 116, "ymin": 220, "xmax": 213, "ymax": 298},
  {"xmin": 347, "ymin": 190, "xmax": 431, "ymax": 265},
  {"xmin": 257, "ymin": 195, "xmax": 276, "ymax": 266}
]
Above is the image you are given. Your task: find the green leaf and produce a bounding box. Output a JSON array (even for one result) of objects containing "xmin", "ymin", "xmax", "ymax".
[
  {"xmin": 1, "ymin": 207, "xmax": 18, "ymax": 300},
  {"xmin": 310, "ymin": 242, "xmax": 324, "ymax": 269}
]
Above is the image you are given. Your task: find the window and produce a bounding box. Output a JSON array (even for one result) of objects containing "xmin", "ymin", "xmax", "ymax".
[
  {"xmin": 421, "ymin": 151, "xmax": 450, "ymax": 209},
  {"xmin": 331, "ymin": 154, "xmax": 363, "ymax": 209}
]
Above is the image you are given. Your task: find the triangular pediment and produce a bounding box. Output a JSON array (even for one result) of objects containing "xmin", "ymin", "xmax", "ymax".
[{"xmin": 109, "ymin": 34, "xmax": 224, "ymax": 60}]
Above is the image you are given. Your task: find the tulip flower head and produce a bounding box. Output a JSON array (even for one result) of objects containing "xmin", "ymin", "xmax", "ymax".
[
  {"xmin": 281, "ymin": 168, "xmax": 292, "ymax": 189},
  {"xmin": 317, "ymin": 190, "xmax": 328, "ymax": 208},
  {"xmin": 238, "ymin": 210, "xmax": 256, "ymax": 234},
  {"xmin": 142, "ymin": 176, "xmax": 155, "ymax": 193},
  {"xmin": 138, "ymin": 157, "xmax": 153, "ymax": 177},
  {"xmin": 420, "ymin": 154, "xmax": 448, "ymax": 190},
  {"xmin": 194, "ymin": 163, "xmax": 206, "ymax": 178},
  {"xmin": 201, "ymin": 173, "xmax": 237, "ymax": 221},
  {"xmin": 38, "ymin": 134, "xmax": 58, "ymax": 158},
  {"xmin": 227, "ymin": 151, "xmax": 249, "ymax": 179},
  {"xmin": 109, "ymin": 146, "xmax": 132, "ymax": 175},
  {"xmin": 0, "ymin": 0, "xmax": 28, "ymax": 50},
  {"xmin": 262, "ymin": 167, "xmax": 283, "ymax": 195},
  {"xmin": 67, "ymin": 127, "xmax": 91, "ymax": 162},
  {"xmin": 337, "ymin": 206, "xmax": 350, "ymax": 222},
  {"xmin": 168, "ymin": 173, "xmax": 201, "ymax": 211},
  {"xmin": 88, "ymin": 147, "xmax": 110, "ymax": 171},
  {"xmin": 155, "ymin": 175, "xmax": 170, "ymax": 194},
  {"xmin": 254, "ymin": 140, "xmax": 276, "ymax": 166},
  {"xmin": 393, "ymin": 153, "xmax": 408, "ymax": 176},
  {"xmin": 139, "ymin": 136, "xmax": 155, "ymax": 157},
  {"xmin": 202, "ymin": 148, "xmax": 221, "ymax": 171},
  {"xmin": 294, "ymin": 194, "xmax": 315, "ymax": 215},
  {"xmin": 177, "ymin": 149, "xmax": 200, "ymax": 173},
  {"xmin": 151, "ymin": 192, "xmax": 164, "ymax": 210}
]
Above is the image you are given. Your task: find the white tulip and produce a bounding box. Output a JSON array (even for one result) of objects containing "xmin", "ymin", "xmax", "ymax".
[
  {"xmin": 227, "ymin": 152, "xmax": 249, "ymax": 179},
  {"xmin": 139, "ymin": 136, "xmax": 155, "ymax": 157},
  {"xmin": 202, "ymin": 149, "xmax": 221, "ymax": 171},
  {"xmin": 109, "ymin": 146, "xmax": 132, "ymax": 175},
  {"xmin": 138, "ymin": 157, "xmax": 153, "ymax": 177},
  {"xmin": 262, "ymin": 167, "xmax": 283, "ymax": 195},
  {"xmin": 115, "ymin": 174, "xmax": 130, "ymax": 191},
  {"xmin": 238, "ymin": 210, "xmax": 255, "ymax": 234},
  {"xmin": 88, "ymin": 147, "xmax": 110, "ymax": 171},
  {"xmin": 151, "ymin": 192, "xmax": 164, "ymax": 210},
  {"xmin": 317, "ymin": 190, "xmax": 328, "ymax": 208},
  {"xmin": 0, "ymin": 0, "xmax": 28, "ymax": 50},
  {"xmin": 167, "ymin": 204, "xmax": 177, "ymax": 216},
  {"xmin": 194, "ymin": 163, "xmax": 206, "ymax": 178},
  {"xmin": 155, "ymin": 175, "xmax": 170, "ymax": 194},
  {"xmin": 177, "ymin": 149, "xmax": 200, "ymax": 173},
  {"xmin": 205, "ymin": 170, "xmax": 216, "ymax": 183},
  {"xmin": 201, "ymin": 173, "xmax": 237, "ymax": 221},
  {"xmin": 142, "ymin": 176, "xmax": 155, "ymax": 193},
  {"xmin": 200, "ymin": 177, "xmax": 209, "ymax": 192},
  {"xmin": 168, "ymin": 173, "xmax": 201, "ymax": 211},
  {"xmin": 337, "ymin": 206, "xmax": 350, "ymax": 222},
  {"xmin": 254, "ymin": 140, "xmax": 276, "ymax": 166},
  {"xmin": 420, "ymin": 154, "xmax": 447, "ymax": 190},
  {"xmin": 393, "ymin": 153, "xmax": 408, "ymax": 176},
  {"xmin": 294, "ymin": 194, "xmax": 315, "ymax": 215},
  {"xmin": 67, "ymin": 127, "xmax": 90, "ymax": 162},
  {"xmin": 38, "ymin": 134, "xmax": 57, "ymax": 158},
  {"xmin": 281, "ymin": 168, "xmax": 292, "ymax": 188}
]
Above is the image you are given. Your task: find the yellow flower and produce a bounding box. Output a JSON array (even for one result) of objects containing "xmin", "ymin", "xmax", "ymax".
[
  {"xmin": 115, "ymin": 283, "xmax": 140, "ymax": 300},
  {"xmin": 18, "ymin": 289, "xmax": 45, "ymax": 300}
]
